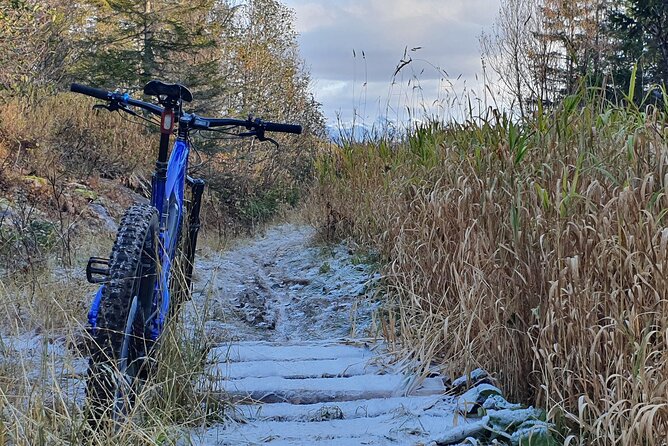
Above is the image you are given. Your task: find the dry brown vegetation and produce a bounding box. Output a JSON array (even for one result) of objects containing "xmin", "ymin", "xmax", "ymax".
[
  {"xmin": 0, "ymin": 94, "xmax": 155, "ymax": 179},
  {"xmin": 0, "ymin": 91, "xmax": 315, "ymax": 244},
  {"xmin": 308, "ymin": 89, "xmax": 668, "ymax": 444}
]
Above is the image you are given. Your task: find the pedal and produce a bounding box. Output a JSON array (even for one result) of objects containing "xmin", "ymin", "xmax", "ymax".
[{"xmin": 86, "ymin": 257, "xmax": 110, "ymax": 283}]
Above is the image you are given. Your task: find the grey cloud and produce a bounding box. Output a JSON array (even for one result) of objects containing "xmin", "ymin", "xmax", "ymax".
[
  {"xmin": 283, "ymin": 0, "xmax": 500, "ymax": 122},
  {"xmin": 299, "ymin": 27, "xmax": 484, "ymax": 81}
]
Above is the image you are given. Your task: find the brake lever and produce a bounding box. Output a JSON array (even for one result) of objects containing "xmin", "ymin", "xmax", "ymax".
[
  {"xmin": 238, "ymin": 117, "xmax": 279, "ymax": 147},
  {"xmin": 92, "ymin": 101, "xmax": 125, "ymax": 113},
  {"xmin": 238, "ymin": 130, "xmax": 279, "ymax": 147},
  {"xmin": 258, "ymin": 135, "xmax": 279, "ymax": 148},
  {"xmin": 254, "ymin": 123, "xmax": 280, "ymax": 148}
]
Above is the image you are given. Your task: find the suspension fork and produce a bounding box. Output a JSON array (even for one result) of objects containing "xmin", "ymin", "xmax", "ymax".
[{"xmin": 182, "ymin": 175, "xmax": 205, "ymax": 297}]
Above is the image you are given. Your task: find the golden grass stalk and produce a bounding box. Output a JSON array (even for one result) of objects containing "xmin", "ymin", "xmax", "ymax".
[{"xmin": 309, "ymin": 93, "xmax": 668, "ymax": 444}]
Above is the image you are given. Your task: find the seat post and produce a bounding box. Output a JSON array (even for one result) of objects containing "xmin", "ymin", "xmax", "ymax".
[{"xmin": 152, "ymin": 99, "xmax": 176, "ymax": 219}]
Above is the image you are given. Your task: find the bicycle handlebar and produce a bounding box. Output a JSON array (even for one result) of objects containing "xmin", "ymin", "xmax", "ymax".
[
  {"xmin": 205, "ymin": 118, "xmax": 302, "ymax": 134},
  {"xmin": 263, "ymin": 122, "xmax": 302, "ymax": 134},
  {"xmin": 70, "ymin": 83, "xmax": 303, "ymax": 135},
  {"xmin": 71, "ymin": 83, "xmax": 111, "ymax": 101},
  {"xmin": 71, "ymin": 83, "xmax": 164, "ymax": 116}
]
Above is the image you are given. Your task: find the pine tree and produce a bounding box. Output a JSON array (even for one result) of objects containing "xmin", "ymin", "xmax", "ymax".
[
  {"xmin": 608, "ymin": 0, "xmax": 668, "ymax": 98},
  {"xmin": 73, "ymin": 0, "xmax": 227, "ymax": 95}
]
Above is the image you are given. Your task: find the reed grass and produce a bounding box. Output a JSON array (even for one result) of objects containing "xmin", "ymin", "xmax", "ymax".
[{"xmin": 309, "ymin": 87, "xmax": 668, "ymax": 444}]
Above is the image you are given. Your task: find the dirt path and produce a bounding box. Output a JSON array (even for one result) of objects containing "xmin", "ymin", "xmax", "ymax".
[
  {"xmin": 183, "ymin": 224, "xmax": 550, "ymax": 446},
  {"xmin": 188, "ymin": 224, "xmax": 379, "ymax": 344}
]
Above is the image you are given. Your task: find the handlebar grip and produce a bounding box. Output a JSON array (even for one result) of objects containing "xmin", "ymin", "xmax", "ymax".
[
  {"xmin": 263, "ymin": 122, "xmax": 302, "ymax": 135},
  {"xmin": 70, "ymin": 83, "xmax": 111, "ymax": 101}
]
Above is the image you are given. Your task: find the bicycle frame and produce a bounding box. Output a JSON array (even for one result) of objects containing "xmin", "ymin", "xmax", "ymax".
[
  {"xmin": 71, "ymin": 80, "xmax": 301, "ymax": 424},
  {"xmin": 88, "ymin": 130, "xmax": 204, "ymax": 341}
]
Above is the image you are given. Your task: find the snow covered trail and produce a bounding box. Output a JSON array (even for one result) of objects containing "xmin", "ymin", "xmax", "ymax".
[
  {"xmin": 189, "ymin": 224, "xmax": 379, "ymax": 344},
  {"xmin": 184, "ymin": 224, "xmax": 551, "ymax": 446},
  {"xmin": 0, "ymin": 223, "xmax": 550, "ymax": 445}
]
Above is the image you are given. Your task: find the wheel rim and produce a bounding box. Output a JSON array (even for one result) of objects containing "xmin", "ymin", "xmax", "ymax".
[{"xmin": 112, "ymin": 226, "xmax": 156, "ymax": 422}]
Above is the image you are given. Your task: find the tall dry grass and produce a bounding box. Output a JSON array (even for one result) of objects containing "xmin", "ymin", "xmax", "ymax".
[
  {"xmin": 309, "ymin": 89, "xmax": 668, "ymax": 444},
  {"xmin": 0, "ymin": 93, "xmax": 155, "ymax": 180}
]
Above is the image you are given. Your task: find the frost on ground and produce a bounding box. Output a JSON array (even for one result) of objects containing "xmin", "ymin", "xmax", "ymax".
[
  {"xmin": 188, "ymin": 224, "xmax": 381, "ymax": 344},
  {"xmin": 185, "ymin": 224, "xmax": 553, "ymax": 446},
  {"xmin": 0, "ymin": 223, "xmax": 552, "ymax": 445},
  {"xmin": 0, "ymin": 330, "xmax": 88, "ymax": 405}
]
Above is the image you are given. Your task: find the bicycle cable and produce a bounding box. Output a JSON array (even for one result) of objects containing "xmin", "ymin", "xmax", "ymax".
[
  {"xmin": 115, "ymin": 108, "xmax": 160, "ymax": 130},
  {"xmin": 194, "ymin": 127, "xmax": 248, "ymax": 140},
  {"xmin": 186, "ymin": 136, "xmax": 206, "ymax": 171}
]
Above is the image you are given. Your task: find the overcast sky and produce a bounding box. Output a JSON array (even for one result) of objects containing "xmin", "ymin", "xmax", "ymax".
[{"xmin": 282, "ymin": 0, "xmax": 501, "ymax": 126}]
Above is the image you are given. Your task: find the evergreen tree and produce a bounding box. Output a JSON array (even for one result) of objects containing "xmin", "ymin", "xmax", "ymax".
[
  {"xmin": 608, "ymin": 0, "xmax": 668, "ymax": 98},
  {"xmin": 73, "ymin": 0, "xmax": 227, "ymax": 96}
]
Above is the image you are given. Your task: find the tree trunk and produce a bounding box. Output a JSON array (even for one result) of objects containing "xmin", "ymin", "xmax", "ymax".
[{"xmin": 142, "ymin": 0, "xmax": 154, "ymax": 84}]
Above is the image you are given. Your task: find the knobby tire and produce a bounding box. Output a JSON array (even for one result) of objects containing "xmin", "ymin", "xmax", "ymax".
[{"xmin": 86, "ymin": 204, "xmax": 159, "ymax": 428}]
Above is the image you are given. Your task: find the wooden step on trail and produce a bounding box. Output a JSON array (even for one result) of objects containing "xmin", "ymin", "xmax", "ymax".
[{"xmin": 190, "ymin": 340, "xmax": 480, "ymax": 445}]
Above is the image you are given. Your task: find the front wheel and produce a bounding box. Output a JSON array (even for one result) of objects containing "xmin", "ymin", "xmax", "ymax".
[{"xmin": 86, "ymin": 204, "xmax": 159, "ymax": 427}]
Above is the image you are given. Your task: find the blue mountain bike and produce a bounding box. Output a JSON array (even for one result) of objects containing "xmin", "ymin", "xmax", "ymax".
[{"xmin": 71, "ymin": 81, "xmax": 301, "ymax": 424}]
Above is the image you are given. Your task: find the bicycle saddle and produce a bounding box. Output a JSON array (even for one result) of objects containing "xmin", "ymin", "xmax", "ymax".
[{"xmin": 143, "ymin": 80, "xmax": 193, "ymax": 103}]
